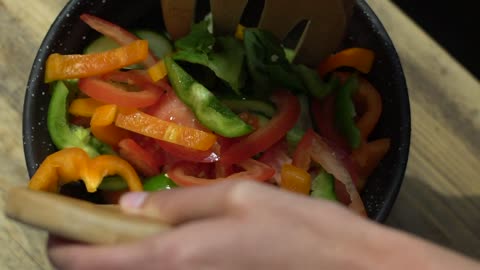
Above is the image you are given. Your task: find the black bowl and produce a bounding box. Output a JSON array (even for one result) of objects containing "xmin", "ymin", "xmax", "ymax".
[{"xmin": 23, "ymin": 0, "xmax": 410, "ymax": 222}]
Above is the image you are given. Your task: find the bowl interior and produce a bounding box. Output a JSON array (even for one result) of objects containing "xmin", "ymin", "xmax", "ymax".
[{"xmin": 23, "ymin": 0, "xmax": 410, "ymax": 221}]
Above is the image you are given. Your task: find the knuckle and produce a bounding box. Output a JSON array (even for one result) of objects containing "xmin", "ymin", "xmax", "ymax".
[{"xmin": 226, "ymin": 181, "xmax": 261, "ymax": 209}]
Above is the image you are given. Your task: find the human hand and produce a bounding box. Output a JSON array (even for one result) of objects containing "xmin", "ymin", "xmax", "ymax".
[{"xmin": 48, "ymin": 181, "xmax": 480, "ymax": 270}]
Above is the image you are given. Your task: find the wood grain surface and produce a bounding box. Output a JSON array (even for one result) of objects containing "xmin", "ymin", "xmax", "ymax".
[{"xmin": 1, "ymin": 0, "xmax": 479, "ymax": 269}]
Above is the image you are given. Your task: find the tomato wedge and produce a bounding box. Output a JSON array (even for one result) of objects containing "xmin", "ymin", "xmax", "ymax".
[
  {"xmin": 80, "ymin": 13, "xmax": 158, "ymax": 67},
  {"xmin": 221, "ymin": 91, "xmax": 300, "ymax": 164},
  {"xmin": 168, "ymin": 159, "xmax": 275, "ymax": 187},
  {"xmin": 145, "ymin": 84, "xmax": 207, "ymax": 130},
  {"xmin": 293, "ymin": 129, "xmax": 366, "ymax": 216}
]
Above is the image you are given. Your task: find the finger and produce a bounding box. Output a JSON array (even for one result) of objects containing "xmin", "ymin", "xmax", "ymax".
[
  {"xmin": 48, "ymin": 236, "xmax": 158, "ymax": 270},
  {"xmin": 119, "ymin": 180, "xmax": 261, "ymax": 225}
]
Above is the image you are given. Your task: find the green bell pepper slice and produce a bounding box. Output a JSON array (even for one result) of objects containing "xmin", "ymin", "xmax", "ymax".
[
  {"xmin": 143, "ymin": 174, "xmax": 178, "ymax": 191},
  {"xmin": 47, "ymin": 81, "xmax": 114, "ymax": 157},
  {"xmin": 165, "ymin": 56, "xmax": 253, "ymax": 138},
  {"xmin": 334, "ymin": 75, "xmax": 361, "ymax": 149}
]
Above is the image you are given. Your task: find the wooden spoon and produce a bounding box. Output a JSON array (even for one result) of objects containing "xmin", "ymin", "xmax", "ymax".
[
  {"xmin": 161, "ymin": 0, "xmax": 353, "ymax": 66},
  {"xmin": 5, "ymin": 187, "xmax": 170, "ymax": 245}
]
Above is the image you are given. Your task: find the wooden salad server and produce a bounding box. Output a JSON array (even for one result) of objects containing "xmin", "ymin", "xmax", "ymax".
[
  {"xmin": 161, "ymin": 0, "xmax": 353, "ymax": 66},
  {"xmin": 5, "ymin": 187, "xmax": 170, "ymax": 245}
]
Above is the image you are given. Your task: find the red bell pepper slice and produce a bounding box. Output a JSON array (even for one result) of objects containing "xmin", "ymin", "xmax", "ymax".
[
  {"xmin": 221, "ymin": 91, "xmax": 300, "ymax": 165},
  {"xmin": 78, "ymin": 71, "xmax": 164, "ymax": 108},
  {"xmin": 311, "ymin": 95, "xmax": 350, "ymax": 153}
]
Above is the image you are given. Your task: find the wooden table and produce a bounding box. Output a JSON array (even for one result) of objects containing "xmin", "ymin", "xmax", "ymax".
[{"xmin": 1, "ymin": 0, "xmax": 479, "ymax": 268}]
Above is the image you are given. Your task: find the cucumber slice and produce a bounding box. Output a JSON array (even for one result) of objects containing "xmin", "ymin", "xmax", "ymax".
[
  {"xmin": 84, "ymin": 29, "xmax": 172, "ymax": 60},
  {"xmin": 84, "ymin": 36, "xmax": 118, "ymax": 54},
  {"xmin": 133, "ymin": 30, "xmax": 173, "ymax": 59},
  {"xmin": 221, "ymin": 99, "xmax": 276, "ymax": 118}
]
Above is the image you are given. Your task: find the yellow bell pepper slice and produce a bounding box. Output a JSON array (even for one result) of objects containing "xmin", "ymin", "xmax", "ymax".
[{"xmin": 280, "ymin": 164, "xmax": 311, "ymax": 195}]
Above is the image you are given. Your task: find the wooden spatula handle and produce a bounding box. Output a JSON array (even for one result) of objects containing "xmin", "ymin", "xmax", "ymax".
[{"xmin": 5, "ymin": 187, "xmax": 170, "ymax": 245}]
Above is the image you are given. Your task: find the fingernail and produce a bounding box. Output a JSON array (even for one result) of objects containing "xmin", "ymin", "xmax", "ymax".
[{"xmin": 120, "ymin": 192, "xmax": 148, "ymax": 209}]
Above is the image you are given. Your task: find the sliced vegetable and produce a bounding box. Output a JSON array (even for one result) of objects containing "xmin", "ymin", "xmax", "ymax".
[
  {"xmin": 293, "ymin": 129, "xmax": 365, "ymax": 215},
  {"xmin": 286, "ymin": 94, "xmax": 312, "ymax": 150},
  {"xmin": 221, "ymin": 98, "xmax": 276, "ymax": 117},
  {"xmin": 317, "ymin": 48, "xmax": 375, "ymax": 76},
  {"xmin": 115, "ymin": 109, "xmax": 217, "ymax": 151},
  {"xmin": 174, "ymin": 35, "xmax": 246, "ymax": 94},
  {"xmin": 293, "ymin": 65, "xmax": 339, "ymax": 99},
  {"xmin": 143, "ymin": 174, "xmax": 178, "ymax": 191},
  {"xmin": 78, "ymin": 74, "xmax": 163, "ymax": 108},
  {"xmin": 234, "ymin": 24, "xmax": 246, "ymax": 40},
  {"xmin": 28, "ymin": 147, "xmax": 143, "ymax": 193},
  {"xmin": 45, "ymin": 40, "xmax": 149, "ymax": 83},
  {"xmin": 98, "ymin": 176, "xmax": 128, "ymax": 191},
  {"xmin": 68, "ymin": 98, "xmax": 105, "ymax": 117},
  {"xmin": 351, "ymin": 138, "xmax": 391, "ymax": 189},
  {"xmin": 311, "ymin": 171, "xmax": 337, "ymax": 201},
  {"xmin": 80, "ymin": 14, "xmax": 158, "ymax": 67},
  {"xmin": 118, "ymin": 138, "xmax": 163, "ymax": 177},
  {"xmin": 244, "ymin": 28, "xmax": 304, "ymax": 96},
  {"xmin": 133, "ymin": 29, "xmax": 173, "ymax": 59},
  {"xmin": 221, "ymin": 91, "xmax": 300, "ymax": 164},
  {"xmin": 145, "ymin": 83, "xmax": 206, "ymax": 130},
  {"xmin": 165, "ymin": 56, "xmax": 253, "ymax": 137},
  {"xmin": 280, "ymin": 164, "xmax": 311, "ymax": 195},
  {"xmin": 354, "ymin": 77, "xmax": 383, "ymax": 140},
  {"xmin": 258, "ymin": 140, "xmax": 292, "ymax": 185},
  {"xmin": 90, "ymin": 104, "xmax": 130, "ymax": 146},
  {"xmin": 168, "ymin": 159, "xmax": 275, "ymax": 186},
  {"xmin": 311, "ymin": 95, "xmax": 350, "ymax": 152},
  {"xmin": 335, "ymin": 75, "xmax": 361, "ymax": 149},
  {"xmin": 47, "ymin": 81, "xmax": 113, "ymax": 157},
  {"xmin": 147, "ymin": 60, "xmax": 168, "ymax": 82}
]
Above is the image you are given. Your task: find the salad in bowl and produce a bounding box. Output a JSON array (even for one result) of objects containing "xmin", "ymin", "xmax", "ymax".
[{"xmin": 23, "ymin": 0, "xmax": 410, "ymax": 220}]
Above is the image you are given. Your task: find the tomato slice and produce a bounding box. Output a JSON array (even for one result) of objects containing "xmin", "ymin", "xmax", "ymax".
[
  {"xmin": 118, "ymin": 138, "xmax": 164, "ymax": 177},
  {"xmin": 80, "ymin": 13, "xmax": 158, "ymax": 67},
  {"xmin": 221, "ymin": 91, "xmax": 300, "ymax": 165},
  {"xmin": 142, "ymin": 85, "xmax": 223, "ymax": 162},
  {"xmin": 145, "ymin": 84, "xmax": 207, "ymax": 130},
  {"xmin": 168, "ymin": 159, "xmax": 275, "ymax": 187},
  {"xmin": 79, "ymin": 75, "xmax": 163, "ymax": 108}
]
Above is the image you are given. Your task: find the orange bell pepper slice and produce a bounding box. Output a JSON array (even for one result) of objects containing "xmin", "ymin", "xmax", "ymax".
[
  {"xmin": 280, "ymin": 164, "xmax": 312, "ymax": 195},
  {"xmin": 28, "ymin": 148, "xmax": 143, "ymax": 193},
  {"xmin": 69, "ymin": 98, "xmax": 105, "ymax": 117},
  {"xmin": 317, "ymin": 48, "xmax": 375, "ymax": 76},
  {"xmin": 90, "ymin": 104, "xmax": 130, "ymax": 146},
  {"xmin": 115, "ymin": 109, "xmax": 217, "ymax": 151},
  {"xmin": 45, "ymin": 40, "xmax": 149, "ymax": 83},
  {"xmin": 351, "ymin": 138, "xmax": 391, "ymax": 190}
]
